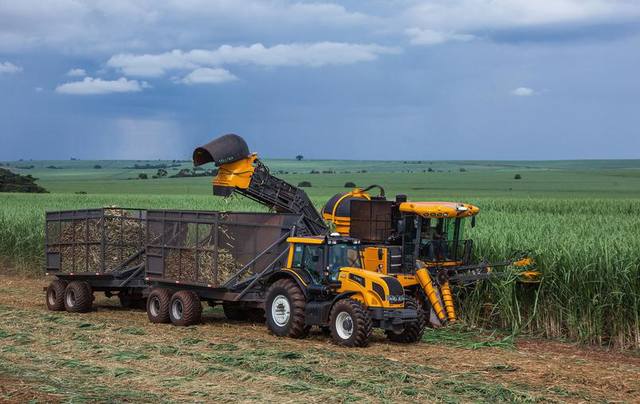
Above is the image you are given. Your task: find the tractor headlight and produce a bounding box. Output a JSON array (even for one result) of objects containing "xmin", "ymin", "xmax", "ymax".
[{"xmin": 387, "ymin": 295, "xmax": 405, "ymax": 304}]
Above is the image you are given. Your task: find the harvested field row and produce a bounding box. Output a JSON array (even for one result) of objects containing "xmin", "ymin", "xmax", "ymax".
[{"xmin": 1, "ymin": 274, "xmax": 639, "ymax": 403}]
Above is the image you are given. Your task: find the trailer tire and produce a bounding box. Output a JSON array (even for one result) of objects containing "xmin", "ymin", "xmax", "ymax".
[
  {"xmin": 265, "ymin": 279, "xmax": 308, "ymax": 338},
  {"xmin": 64, "ymin": 281, "xmax": 93, "ymax": 313},
  {"xmin": 169, "ymin": 290, "xmax": 202, "ymax": 326},
  {"xmin": 329, "ymin": 298, "xmax": 372, "ymax": 347},
  {"xmin": 147, "ymin": 288, "xmax": 172, "ymax": 323},
  {"xmin": 385, "ymin": 297, "xmax": 425, "ymax": 343},
  {"xmin": 46, "ymin": 279, "xmax": 67, "ymax": 311}
]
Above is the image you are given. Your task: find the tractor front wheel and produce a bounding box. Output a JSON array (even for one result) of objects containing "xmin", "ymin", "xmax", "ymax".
[
  {"xmin": 385, "ymin": 297, "xmax": 425, "ymax": 343},
  {"xmin": 329, "ymin": 299, "xmax": 372, "ymax": 347},
  {"xmin": 264, "ymin": 279, "xmax": 308, "ymax": 338}
]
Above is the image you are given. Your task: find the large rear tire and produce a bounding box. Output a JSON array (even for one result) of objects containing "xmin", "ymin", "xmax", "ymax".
[
  {"xmin": 169, "ymin": 290, "xmax": 202, "ymax": 326},
  {"xmin": 385, "ymin": 297, "xmax": 425, "ymax": 343},
  {"xmin": 64, "ymin": 281, "xmax": 93, "ymax": 313},
  {"xmin": 46, "ymin": 279, "xmax": 67, "ymax": 311},
  {"xmin": 147, "ymin": 288, "xmax": 172, "ymax": 323},
  {"xmin": 329, "ymin": 298, "xmax": 372, "ymax": 347},
  {"xmin": 264, "ymin": 279, "xmax": 308, "ymax": 338}
]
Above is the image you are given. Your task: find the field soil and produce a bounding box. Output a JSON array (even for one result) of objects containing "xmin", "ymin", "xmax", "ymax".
[{"xmin": 1, "ymin": 274, "xmax": 639, "ymax": 403}]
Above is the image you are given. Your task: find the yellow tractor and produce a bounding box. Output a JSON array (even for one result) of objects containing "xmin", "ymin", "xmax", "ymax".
[{"xmin": 266, "ymin": 234, "xmax": 424, "ymax": 346}]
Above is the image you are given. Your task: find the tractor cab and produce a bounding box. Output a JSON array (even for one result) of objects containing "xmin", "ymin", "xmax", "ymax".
[
  {"xmin": 286, "ymin": 235, "xmax": 363, "ymax": 285},
  {"xmin": 397, "ymin": 201, "xmax": 479, "ymax": 267}
]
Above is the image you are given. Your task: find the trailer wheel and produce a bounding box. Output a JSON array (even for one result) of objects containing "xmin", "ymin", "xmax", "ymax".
[
  {"xmin": 147, "ymin": 288, "xmax": 172, "ymax": 323},
  {"xmin": 46, "ymin": 279, "xmax": 67, "ymax": 311},
  {"xmin": 169, "ymin": 290, "xmax": 202, "ymax": 326},
  {"xmin": 64, "ymin": 281, "xmax": 93, "ymax": 313},
  {"xmin": 265, "ymin": 279, "xmax": 308, "ymax": 338},
  {"xmin": 329, "ymin": 298, "xmax": 372, "ymax": 347},
  {"xmin": 385, "ymin": 297, "xmax": 426, "ymax": 343}
]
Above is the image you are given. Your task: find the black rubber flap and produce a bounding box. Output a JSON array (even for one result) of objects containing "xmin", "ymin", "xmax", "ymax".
[{"xmin": 193, "ymin": 133, "xmax": 250, "ymax": 166}]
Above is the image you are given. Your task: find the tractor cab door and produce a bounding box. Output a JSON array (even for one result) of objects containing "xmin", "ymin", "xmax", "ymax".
[{"xmin": 290, "ymin": 243, "xmax": 325, "ymax": 285}]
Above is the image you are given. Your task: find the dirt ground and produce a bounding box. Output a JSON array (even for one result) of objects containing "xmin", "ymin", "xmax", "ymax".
[{"xmin": 0, "ymin": 274, "xmax": 638, "ymax": 403}]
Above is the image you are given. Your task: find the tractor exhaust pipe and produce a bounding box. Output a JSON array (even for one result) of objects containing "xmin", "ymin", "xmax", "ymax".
[{"xmin": 193, "ymin": 133, "xmax": 250, "ymax": 167}]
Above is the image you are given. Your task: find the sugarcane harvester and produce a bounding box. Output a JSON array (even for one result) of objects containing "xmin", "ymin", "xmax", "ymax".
[
  {"xmin": 196, "ymin": 134, "xmax": 538, "ymax": 328},
  {"xmin": 193, "ymin": 134, "xmax": 425, "ymax": 346}
]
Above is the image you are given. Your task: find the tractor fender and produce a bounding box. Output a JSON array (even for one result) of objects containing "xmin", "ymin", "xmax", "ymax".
[{"xmin": 264, "ymin": 270, "xmax": 310, "ymax": 298}]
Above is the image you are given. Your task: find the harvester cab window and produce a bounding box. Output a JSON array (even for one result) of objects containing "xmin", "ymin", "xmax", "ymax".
[{"xmin": 291, "ymin": 244, "xmax": 324, "ymax": 283}]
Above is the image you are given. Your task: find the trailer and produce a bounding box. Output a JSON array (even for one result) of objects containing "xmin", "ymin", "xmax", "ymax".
[
  {"xmin": 143, "ymin": 210, "xmax": 305, "ymax": 324},
  {"xmin": 44, "ymin": 208, "xmax": 148, "ymax": 311}
]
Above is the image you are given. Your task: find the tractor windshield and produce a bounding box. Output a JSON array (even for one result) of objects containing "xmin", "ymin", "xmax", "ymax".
[{"xmin": 328, "ymin": 244, "xmax": 362, "ymax": 274}]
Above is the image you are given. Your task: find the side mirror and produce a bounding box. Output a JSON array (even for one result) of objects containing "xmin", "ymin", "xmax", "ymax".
[{"xmin": 471, "ymin": 216, "xmax": 476, "ymax": 228}]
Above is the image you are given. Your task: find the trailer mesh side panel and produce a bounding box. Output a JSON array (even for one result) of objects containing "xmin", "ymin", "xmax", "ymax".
[
  {"xmin": 146, "ymin": 211, "xmax": 300, "ymax": 288},
  {"xmin": 45, "ymin": 208, "xmax": 146, "ymax": 274}
]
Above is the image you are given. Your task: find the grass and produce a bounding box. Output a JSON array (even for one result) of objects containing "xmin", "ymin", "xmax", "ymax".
[{"xmin": 1, "ymin": 158, "xmax": 640, "ymax": 349}]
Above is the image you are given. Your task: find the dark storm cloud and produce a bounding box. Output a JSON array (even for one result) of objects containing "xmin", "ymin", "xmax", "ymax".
[{"xmin": 1, "ymin": 1, "xmax": 639, "ymax": 160}]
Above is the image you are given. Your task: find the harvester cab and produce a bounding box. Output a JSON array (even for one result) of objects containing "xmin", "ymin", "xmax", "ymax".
[{"xmin": 265, "ymin": 234, "xmax": 425, "ymax": 347}]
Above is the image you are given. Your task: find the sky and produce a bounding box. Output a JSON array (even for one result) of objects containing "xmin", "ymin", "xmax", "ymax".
[{"xmin": 0, "ymin": 0, "xmax": 639, "ymax": 161}]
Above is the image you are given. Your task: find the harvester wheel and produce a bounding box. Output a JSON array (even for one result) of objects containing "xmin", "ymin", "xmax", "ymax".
[
  {"xmin": 385, "ymin": 297, "xmax": 425, "ymax": 343},
  {"xmin": 329, "ymin": 298, "xmax": 372, "ymax": 347},
  {"xmin": 222, "ymin": 303, "xmax": 247, "ymax": 321},
  {"xmin": 64, "ymin": 281, "xmax": 93, "ymax": 313},
  {"xmin": 147, "ymin": 288, "xmax": 173, "ymax": 323},
  {"xmin": 169, "ymin": 290, "xmax": 202, "ymax": 326},
  {"xmin": 46, "ymin": 279, "xmax": 67, "ymax": 311},
  {"xmin": 265, "ymin": 279, "xmax": 308, "ymax": 338}
]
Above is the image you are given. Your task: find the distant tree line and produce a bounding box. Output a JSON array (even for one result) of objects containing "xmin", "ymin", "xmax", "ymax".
[{"xmin": 0, "ymin": 168, "xmax": 48, "ymax": 193}]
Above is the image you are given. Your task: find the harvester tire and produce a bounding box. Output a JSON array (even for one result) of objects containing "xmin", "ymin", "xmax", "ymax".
[
  {"xmin": 223, "ymin": 303, "xmax": 247, "ymax": 321},
  {"xmin": 46, "ymin": 279, "xmax": 67, "ymax": 311},
  {"xmin": 147, "ymin": 288, "xmax": 173, "ymax": 324},
  {"xmin": 385, "ymin": 297, "xmax": 425, "ymax": 343},
  {"xmin": 265, "ymin": 279, "xmax": 308, "ymax": 338},
  {"xmin": 329, "ymin": 298, "xmax": 372, "ymax": 347},
  {"xmin": 169, "ymin": 290, "xmax": 202, "ymax": 326},
  {"xmin": 64, "ymin": 281, "xmax": 93, "ymax": 313}
]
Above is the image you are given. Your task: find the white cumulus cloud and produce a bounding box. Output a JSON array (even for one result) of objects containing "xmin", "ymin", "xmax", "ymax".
[
  {"xmin": 55, "ymin": 77, "xmax": 149, "ymax": 95},
  {"xmin": 66, "ymin": 68, "xmax": 86, "ymax": 77},
  {"xmin": 0, "ymin": 61, "xmax": 22, "ymax": 74},
  {"xmin": 179, "ymin": 68, "xmax": 237, "ymax": 85},
  {"xmin": 512, "ymin": 87, "xmax": 536, "ymax": 96},
  {"xmin": 405, "ymin": 28, "xmax": 474, "ymax": 45},
  {"xmin": 107, "ymin": 42, "xmax": 400, "ymax": 77}
]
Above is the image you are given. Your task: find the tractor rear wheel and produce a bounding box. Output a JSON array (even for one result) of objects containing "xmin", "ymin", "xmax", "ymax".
[
  {"xmin": 46, "ymin": 279, "xmax": 67, "ymax": 311},
  {"xmin": 64, "ymin": 281, "xmax": 93, "ymax": 313},
  {"xmin": 329, "ymin": 298, "xmax": 372, "ymax": 347},
  {"xmin": 147, "ymin": 288, "xmax": 172, "ymax": 323},
  {"xmin": 385, "ymin": 297, "xmax": 425, "ymax": 343},
  {"xmin": 169, "ymin": 290, "xmax": 202, "ymax": 326},
  {"xmin": 265, "ymin": 279, "xmax": 308, "ymax": 338}
]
